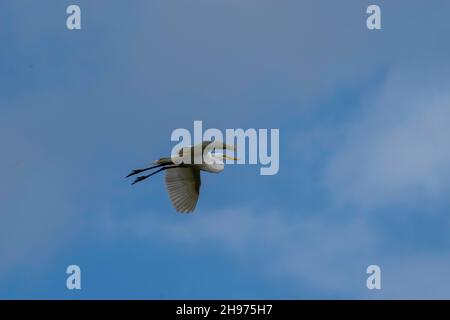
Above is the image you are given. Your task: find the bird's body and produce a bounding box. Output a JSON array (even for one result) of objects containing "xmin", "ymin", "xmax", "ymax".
[{"xmin": 126, "ymin": 141, "xmax": 236, "ymax": 213}]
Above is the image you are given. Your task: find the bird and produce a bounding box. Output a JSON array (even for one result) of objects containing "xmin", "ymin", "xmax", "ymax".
[{"xmin": 126, "ymin": 141, "xmax": 237, "ymax": 213}]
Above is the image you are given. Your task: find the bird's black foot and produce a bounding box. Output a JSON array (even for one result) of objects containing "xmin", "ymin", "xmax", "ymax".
[
  {"xmin": 126, "ymin": 169, "xmax": 143, "ymax": 178},
  {"xmin": 131, "ymin": 175, "xmax": 149, "ymax": 185}
]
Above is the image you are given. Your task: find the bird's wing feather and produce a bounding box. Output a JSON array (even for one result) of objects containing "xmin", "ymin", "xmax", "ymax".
[{"xmin": 165, "ymin": 167, "xmax": 201, "ymax": 213}]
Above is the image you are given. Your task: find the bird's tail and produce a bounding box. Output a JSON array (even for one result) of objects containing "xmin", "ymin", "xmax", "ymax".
[{"xmin": 152, "ymin": 157, "xmax": 174, "ymax": 165}]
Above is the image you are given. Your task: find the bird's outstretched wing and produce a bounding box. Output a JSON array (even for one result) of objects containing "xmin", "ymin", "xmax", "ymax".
[{"xmin": 165, "ymin": 167, "xmax": 201, "ymax": 213}]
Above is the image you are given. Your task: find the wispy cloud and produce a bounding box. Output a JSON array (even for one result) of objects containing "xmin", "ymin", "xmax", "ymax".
[
  {"xmin": 99, "ymin": 199, "xmax": 450, "ymax": 298},
  {"xmin": 98, "ymin": 207, "xmax": 379, "ymax": 297},
  {"xmin": 2, "ymin": 0, "xmax": 450, "ymax": 298},
  {"xmin": 324, "ymin": 62, "xmax": 450, "ymax": 210}
]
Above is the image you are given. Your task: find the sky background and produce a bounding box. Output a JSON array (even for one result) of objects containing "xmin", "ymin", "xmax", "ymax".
[{"xmin": 1, "ymin": 0, "xmax": 450, "ymax": 299}]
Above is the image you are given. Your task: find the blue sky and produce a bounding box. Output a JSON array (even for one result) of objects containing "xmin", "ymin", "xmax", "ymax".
[{"xmin": 1, "ymin": 0, "xmax": 450, "ymax": 299}]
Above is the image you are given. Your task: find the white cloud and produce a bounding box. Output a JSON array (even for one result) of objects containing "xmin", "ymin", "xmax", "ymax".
[
  {"xmin": 99, "ymin": 205, "xmax": 450, "ymax": 298},
  {"xmin": 3, "ymin": 0, "xmax": 450, "ymax": 298},
  {"xmin": 324, "ymin": 63, "xmax": 450, "ymax": 210},
  {"xmin": 99, "ymin": 207, "xmax": 378, "ymax": 297}
]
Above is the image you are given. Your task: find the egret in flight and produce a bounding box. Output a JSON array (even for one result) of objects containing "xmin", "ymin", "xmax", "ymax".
[{"xmin": 126, "ymin": 141, "xmax": 237, "ymax": 213}]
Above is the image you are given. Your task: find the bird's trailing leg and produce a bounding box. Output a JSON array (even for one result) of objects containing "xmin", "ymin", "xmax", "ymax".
[
  {"xmin": 131, "ymin": 165, "xmax": 179, "ymax": 185},
  {"xmin": 125, "ymin": 163, "xmax": 166, "ymax": 178}
]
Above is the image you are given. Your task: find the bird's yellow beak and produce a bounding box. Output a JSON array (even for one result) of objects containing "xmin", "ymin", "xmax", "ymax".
[
  {"xmin": 223, "ymin": 154, "xmax": 239, "ymax": 161},
  {"xmin": 222, "ymin": 144, "xmax": 238, "ymax": 160}
]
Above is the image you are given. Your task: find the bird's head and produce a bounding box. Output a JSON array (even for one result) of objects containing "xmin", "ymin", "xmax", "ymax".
[{"xmin": 201, "ymin": 140, "xmax": 236, "ymax": 152}]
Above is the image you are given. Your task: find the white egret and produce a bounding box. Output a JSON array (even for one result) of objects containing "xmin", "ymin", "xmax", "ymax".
[{"xmin": 126, "ymin": 141, "xmax": 237, "ymax": 213}]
